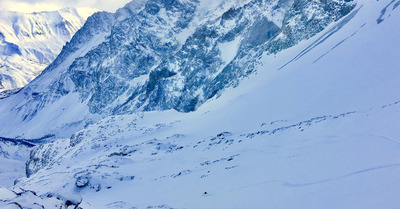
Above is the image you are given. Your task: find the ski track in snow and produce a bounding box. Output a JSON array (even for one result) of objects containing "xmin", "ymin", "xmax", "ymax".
[
  {"xmin": 227, "ymin": 162, "xmax": 400, "ymax": 191},
  {"xmin": 312, "ymin": 31, "xmax": 358, "ymax": 64},
  {"xmin": 278, "ymin": 7, "xmax": 361, "ymax": 70}
]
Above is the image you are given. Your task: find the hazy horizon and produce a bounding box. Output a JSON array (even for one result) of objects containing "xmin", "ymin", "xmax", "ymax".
[{"xmin": 0, "ymin": 0, "xmax": 132, "ymax": 13}]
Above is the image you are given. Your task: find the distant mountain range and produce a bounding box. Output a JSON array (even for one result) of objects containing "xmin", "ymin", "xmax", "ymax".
[{"xmin": 0, "ymin": 7, "xmax": 98, "ymax": 96}]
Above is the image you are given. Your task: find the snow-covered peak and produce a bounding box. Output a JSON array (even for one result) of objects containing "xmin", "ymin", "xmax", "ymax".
[
  {"xmin": 0, "ymin": 7, "xmax": 98, "ymax": 95},
  {"xmin": 0, "ymin": 0, "xmax": 356, "ymax": 139},
  {"xmin": 0, "ymin": 8, "xmax": 97, "ymax": 44}
]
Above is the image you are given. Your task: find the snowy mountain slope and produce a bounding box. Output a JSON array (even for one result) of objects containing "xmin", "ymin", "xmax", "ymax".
[
  {"xmin": 0, "ymin": 7, "xmax": 98, "ymax": 96},
  {"xmin": 0, "ymin": 138, "xmax": 32, "ymax": 188},
  {"xmin": 3, "ymin": 0, "xmax": 400, "ymax": 208},
  {"xmin": 0, "ymin": 0, "xmax": 356, "ymax": 139}
]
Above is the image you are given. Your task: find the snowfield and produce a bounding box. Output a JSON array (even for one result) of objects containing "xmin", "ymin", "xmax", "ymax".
[{"xmin": 1, "ymin": 0, "xmax": 400, "ymax": 208}]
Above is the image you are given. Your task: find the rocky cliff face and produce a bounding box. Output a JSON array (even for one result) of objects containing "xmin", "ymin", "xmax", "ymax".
[{"xmin": 0, "ymin": 0, "xmax": 355, "ymax": 138}]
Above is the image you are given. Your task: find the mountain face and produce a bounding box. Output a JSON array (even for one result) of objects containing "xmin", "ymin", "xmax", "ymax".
[
  {"xmin": 0, "ymin": 8, "xmax": 98, "ymax": 97},
  {"xmin": 1, "ymin": 0, "xmax": 400, "ymax": 208},
  {"xmin": 0, "ymin": 0, "xmax": 355, "ymax": 139}
]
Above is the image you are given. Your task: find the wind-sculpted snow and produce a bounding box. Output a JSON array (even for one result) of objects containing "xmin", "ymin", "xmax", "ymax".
[
  {"xmin": 21, "ymin": 101, "xmax": 400, "ymax": 208},
  {"xmin": 0, "ymin": 0, "xmax": 356, "ymax": 138}
]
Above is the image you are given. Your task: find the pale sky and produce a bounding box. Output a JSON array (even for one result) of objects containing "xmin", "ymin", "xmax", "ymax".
[{"xmin": 0, "ymin": 0, "xmax": 133, "ymax": 13}]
